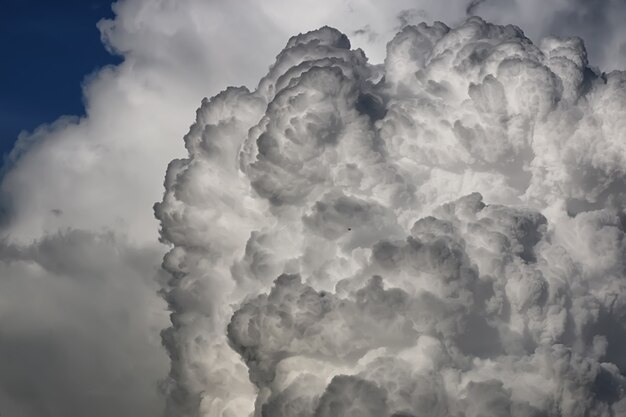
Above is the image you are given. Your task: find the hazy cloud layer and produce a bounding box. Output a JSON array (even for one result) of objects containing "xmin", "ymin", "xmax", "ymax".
[{"xmin": 1, "ymin": 1, "xmax": 626, "ymax": 416}]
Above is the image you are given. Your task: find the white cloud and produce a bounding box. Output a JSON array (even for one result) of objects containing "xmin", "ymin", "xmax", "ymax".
[
  {"xmin": 2, "ymin": 1, "xmax": 626, "ymax": 416},
  {"xmin": 157, "ymin": 15, "xmax": 626, "ymax": 417}
]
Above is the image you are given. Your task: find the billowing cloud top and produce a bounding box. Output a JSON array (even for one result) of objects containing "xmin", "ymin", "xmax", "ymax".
[{"xmin": 156, "ymin": 17, "xmax": 626, "ymax": 417}]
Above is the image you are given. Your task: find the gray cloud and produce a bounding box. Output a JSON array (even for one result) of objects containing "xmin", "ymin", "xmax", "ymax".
[{"xmin": 0, "ymin": 231, "xmax": 168, "ymax": 417}]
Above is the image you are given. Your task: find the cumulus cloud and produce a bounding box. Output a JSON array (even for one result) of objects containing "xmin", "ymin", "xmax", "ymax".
[
  {"xmin": 156, "ymin": 16, "xmax": 626, "ymax": 417},
  {"xmin": 470, "ymin": 0, "xmax": 626, "ymax": 70},
  {"xmin": 3, "ymin": 1, "xmax": 626, "ymax": 416}
]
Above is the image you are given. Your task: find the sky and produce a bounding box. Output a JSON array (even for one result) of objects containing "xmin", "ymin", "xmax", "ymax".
[
  {"xmin": 0, "ymin": 0, "xmax": 121, "ymax": 158},
  {"xmin": 2, "ymin": 0, "xmax": 626, "ymax": 160},
  {"xmin": 1, "ymin": 1, "xmax": 626, "ymax": 417}
]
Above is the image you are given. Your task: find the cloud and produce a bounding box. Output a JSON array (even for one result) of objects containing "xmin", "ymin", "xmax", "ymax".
[
  {"xmin": 469, "ymin": 0, "xmax": 626, "ymax": 70},
  {"xmin": 0, "ymin": 230, "xmax": 168, "ymax": 417},
  {"xmin": 2, "ymin": 1, "xmax": 626, "ymax": 416},
  {"xmin": 157, "ymin": 16, "xmax": 626, "ymax": 417}
]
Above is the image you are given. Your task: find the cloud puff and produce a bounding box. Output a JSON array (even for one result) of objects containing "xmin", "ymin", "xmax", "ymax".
[{"xmin": 157, "ymin": 16, "xmax": 626, "ymax": 417}]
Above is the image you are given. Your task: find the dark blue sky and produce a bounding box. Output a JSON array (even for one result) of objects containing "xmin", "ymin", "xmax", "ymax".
[{"xmin": 0, "ymin": 0, "xmax": 120, "ymax": 157}]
